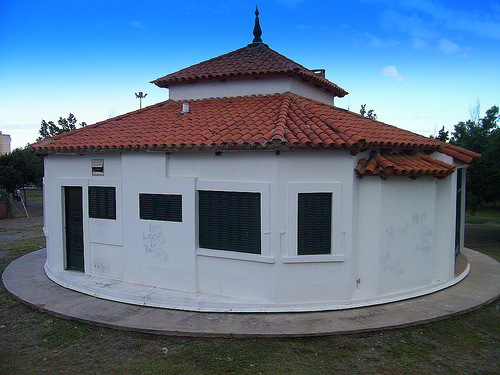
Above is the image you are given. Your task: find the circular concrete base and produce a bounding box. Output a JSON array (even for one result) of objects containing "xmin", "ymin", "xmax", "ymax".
[{"xmin": 3, "ymin": 248, "xmax": 500, "ymax": 337}]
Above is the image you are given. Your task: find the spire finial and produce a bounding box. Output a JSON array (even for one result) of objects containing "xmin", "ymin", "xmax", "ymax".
[{"xmin": 252, "ymin": 5, "xmax": 263, "ymax": 44}]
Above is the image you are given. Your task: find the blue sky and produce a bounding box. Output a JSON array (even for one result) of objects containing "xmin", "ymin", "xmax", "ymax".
[{"xmin": 1, "ymin": 0, "xmax": 499, "ymax": 149}]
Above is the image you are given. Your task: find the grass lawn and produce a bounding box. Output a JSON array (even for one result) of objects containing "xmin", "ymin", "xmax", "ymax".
[
  {"xmin": 474, "ymin": 247, "xmax": 500, "ymax": 262},
  {"xmin": 466, "ymin": 203, "xmax": 500, "ymax": 225},
  {"xmin": 20, "ymin": 188, "xmax": 43, "ymax": 204},
  {"xmin": 1, "ymin": 233, "xmax": 499, "ymax": 374},
  {"xmin": 465, "ymin": 204, "xmax": 500, "ymax": 261}
]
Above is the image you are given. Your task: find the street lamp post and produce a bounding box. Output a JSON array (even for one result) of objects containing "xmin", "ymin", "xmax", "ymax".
[{"xmin": 135, "ymin": 92, "xmax": 148, "ymax": 109}]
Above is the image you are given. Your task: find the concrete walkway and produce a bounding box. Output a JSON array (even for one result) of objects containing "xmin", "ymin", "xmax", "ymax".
[{"xmin": 3, "ymin": 248, "xmax": 499, "ymax": 337}]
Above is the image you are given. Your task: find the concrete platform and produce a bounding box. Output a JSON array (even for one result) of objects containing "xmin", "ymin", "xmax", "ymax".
[{"xmin": 3, "ymin": 248, "xmax": 499, "ymax": 337}]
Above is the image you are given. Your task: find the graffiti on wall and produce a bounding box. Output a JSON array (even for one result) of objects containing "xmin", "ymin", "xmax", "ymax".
[
  {"xmin": 143, "ymin": 223, "xmax": 168, "ymax": 262},
  {"xmin": 381, "ymin": 212, "xmax": 434, "ymax": 276}
]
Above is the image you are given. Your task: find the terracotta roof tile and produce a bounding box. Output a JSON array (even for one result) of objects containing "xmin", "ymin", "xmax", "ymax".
[
  {"xmin": 31, "ymin": 92, "xmax": 478, "ymax": 177},
  {"xmin": 436, "ymin": 141, "xmax": 481, "ymax": 164},
  {"xmin": 355, "ymin": 151, "xmax": 456, "ymax": 179},
  {"xmin": 151, "ymin": 44, "xmax": 348, "ymax": 97}
]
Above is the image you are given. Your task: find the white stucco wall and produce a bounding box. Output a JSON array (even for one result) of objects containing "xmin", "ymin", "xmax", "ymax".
[
  {"xmin": 168, "ymin": 76, "xmax": 336, "ymax": 105},
  {"xmin": 355, "ymin": 174, "xmax": 458, "ymax": 301},
  {"xmin": 43, "ymin": 149, "xmax": 462, "ymax": 311}
]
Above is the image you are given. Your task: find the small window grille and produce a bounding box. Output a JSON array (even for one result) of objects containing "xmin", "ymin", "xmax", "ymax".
[{"xmin": 91, "ymin": 159, "xmax": 104, "ymax": 176}]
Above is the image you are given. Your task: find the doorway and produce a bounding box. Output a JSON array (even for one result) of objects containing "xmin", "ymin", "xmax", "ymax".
[{"xmin": 64, "ymin": 186, "xmax": 84, "ymax": 271}]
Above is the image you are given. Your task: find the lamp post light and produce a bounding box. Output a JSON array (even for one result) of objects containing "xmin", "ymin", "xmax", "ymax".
[{"xmin": 135, "ymin": 92, "xmax": 148, "ymax": 109}]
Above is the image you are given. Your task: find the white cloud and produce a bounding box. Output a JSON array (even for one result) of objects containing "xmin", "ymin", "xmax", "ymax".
[
  {"xmin": 380, "ymin": 66, "xmax": 409, "ymax": 82},
  {"xmin": 394, "ymin": 0, "xmax": 500, "ymax": 40},
  {"xmin": 437, "ymin": 38, "xmax": 459, "ymax": 54},
  {"xmin": 130, "ymin": 21, "xmax": 145, "ymax": 30},
  {"xmin": 412, "ymin": 38, "xmax": 428, "ymax": 50},
  {"xmin": 364, "ymin": 32, "xmax": 400, "ymax": 48},
  {"xmin": 381, "ymin": 9, "xmax": 437, "ymax": 39}
]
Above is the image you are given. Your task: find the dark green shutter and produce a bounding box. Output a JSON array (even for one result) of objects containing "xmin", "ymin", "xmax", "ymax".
[
  {"xmin": 168, "ymin": 195, "xmax": 182, "ymax": 222},
  {"xmin": 199, "ymin": 191, "xmax": 261, "ymax": 254},
  {"xmin": 298, "ymin": 192, "xmax": 332, "ymax": 255},
  {"xmin": 139, "ymin": 194, "xmax": 182, "ymax": 222},
  {"xmin": 89, "ymin": 186, "xmax": 116, "ymax": 219},
  {"xmin": 89, "ymin": 186, "xmax": 98, "ymax": 218},
  {"xmin": 139, "ymin": 194, "xmax": 154, "ymax": 220}
]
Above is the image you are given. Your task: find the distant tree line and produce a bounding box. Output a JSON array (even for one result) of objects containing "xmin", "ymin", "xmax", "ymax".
[
  {"xmin": 434, "ymin": 105, "xmax": 500, "ymax": 214},
  {"xmin": 0, "ymin": 114, "xmax": 86, "ymax": 202}
]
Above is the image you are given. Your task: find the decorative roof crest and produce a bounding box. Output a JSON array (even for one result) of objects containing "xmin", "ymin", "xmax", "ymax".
[{"xmin": 249, "ymin": 6, "xmax": 264, "ymax": 46}]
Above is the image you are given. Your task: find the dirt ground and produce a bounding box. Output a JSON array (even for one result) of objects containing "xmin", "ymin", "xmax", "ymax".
[
  {"xmin": 0, "ymin": 203, "xmax": 44, "ymax": 250},
  {"xmin": 464, "ymin": 223, "xmax": 500, "ymax": 249}
]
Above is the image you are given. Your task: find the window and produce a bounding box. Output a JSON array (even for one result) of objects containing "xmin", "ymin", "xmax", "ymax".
[
  {"xmin": 298, "ymin": 192, "xmax": 332, "ymax": 255},
  {"xmin": 139, "ymin": 193, "xmax": 182, "ymax": 222},
  {"xmin": 199, "ymin": 191, "xmax": 261, "ymax": 254},
  {"xmin": 89, "ymin": 186, "xmax": 116, "ymax": 219}
]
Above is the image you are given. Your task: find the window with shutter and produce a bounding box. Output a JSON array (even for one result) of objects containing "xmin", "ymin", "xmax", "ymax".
[
  {"xmin": 199, "ymin": 191, "xmax": 261, "ymax": 254},
  {"xmin": 139, "ymin": 193, "xmax": 182, "ymax": 222},
  {"xmin": 297, "ymin": 192, "xmax": 332, "ymax": 255},
  {"xmin": 89, "ymin": 186, "xmax": 116, "ymax": 219}
]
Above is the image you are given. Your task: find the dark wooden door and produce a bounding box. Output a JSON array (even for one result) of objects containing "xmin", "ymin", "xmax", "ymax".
[{"xmin": 65, "ymin": 186, "xmax": 84, "ymax": 271}]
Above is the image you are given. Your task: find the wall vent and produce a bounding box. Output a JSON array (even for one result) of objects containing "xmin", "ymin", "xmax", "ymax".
[{"xmin": 91, "ymin": 159, "xmax": 104, "ymax": 176}]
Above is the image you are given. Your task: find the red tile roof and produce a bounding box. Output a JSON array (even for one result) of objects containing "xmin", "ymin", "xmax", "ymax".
[
  {"xmin": 151, "ymin": 43, "xmax": 348, "ymax": 98},
  {"xmin": 435, "ymin": 141, "xmax": 480, "ymax": 164},
  {"xmin": 355, "ymin": 151, "xmax": 457, "ymax": 179},
  {"xmin": 31, "ymin": 92, "xmax": 479, "ymax": 178}
]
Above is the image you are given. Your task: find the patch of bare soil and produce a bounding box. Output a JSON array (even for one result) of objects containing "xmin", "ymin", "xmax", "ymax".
[
  {"xmin": 0, "ymin": 206, "xmax": 43, "ymax": 253},
  {"xmin": 465, "ymin": 224, "xmax": 500, "ymax": 248}
]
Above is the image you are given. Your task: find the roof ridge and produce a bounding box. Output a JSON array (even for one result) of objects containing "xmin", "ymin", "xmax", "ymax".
[
  {"xmin": 271, "ymin": 92, "xmax": 291, "ymax": 143},
  {"xmin": 290, "ymin": 94, "xmax": 364, "ymax": 150}
]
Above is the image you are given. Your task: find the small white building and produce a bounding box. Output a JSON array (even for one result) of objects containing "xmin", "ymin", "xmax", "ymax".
[{"xmin": 32, "ymin": 11, "xmax": 479, "ymax": 312}]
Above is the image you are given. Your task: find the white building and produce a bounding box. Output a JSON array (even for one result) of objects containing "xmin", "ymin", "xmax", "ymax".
[
  {"xmin": 0, "ymin": 131, "xmax": 11, "ymax": 155},
  {"xmin": 32, "ymin": 11, "xmax": 479, "ymax": 312}
]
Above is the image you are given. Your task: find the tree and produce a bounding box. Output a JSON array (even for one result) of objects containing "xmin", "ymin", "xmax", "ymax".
[
  {"xmin": 360, "ymin": 104, "xmax": 377, "ymax": 120},
  {"xmin": 430, "ymin": 126, "xmax": 450, "ymax": 141},
  {"xmin": 0, "ymin": 147, "xmax": 43, "ymax": 193},
  {"xmin": 38, "ymin": 113, "xmax": 86, "ymax": 140},
  {"xmin": 451, "ymin": 105, "xmax": 499, "ymax": 213},
  {"xmin": 436, "ymin": 126, "xmax": 449, "ymax": 142},
  {"xmin": 0, "ymin": 165, "xmax": 23, "ymax": 193}
]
